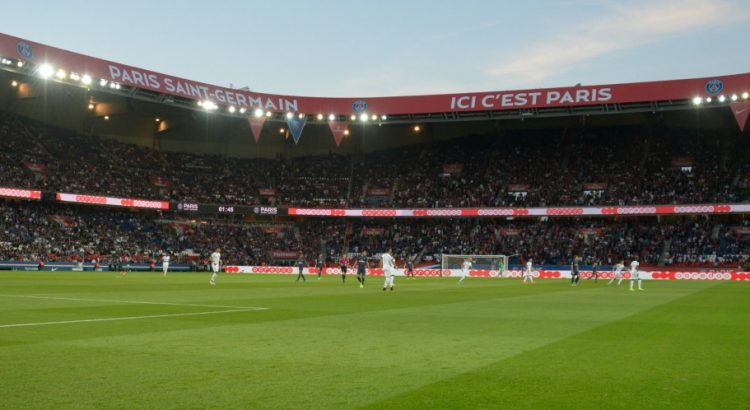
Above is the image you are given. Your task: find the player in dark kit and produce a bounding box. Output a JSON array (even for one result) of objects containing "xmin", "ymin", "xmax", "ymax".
[
  {"xmin": 295, "ymin": 255, "xmax": 306, "ymax": 282},
  {"xmin": 339, "ymin": 256, "xmax": 349, "ymax": 283},
  {"xmin": 571, "ymin": 256, "xmax": 581, "ymax": 286},
  {"xmin": 589, "ymin": 258, "xmax": 600, "ymax": 283},
  {"xmin": 405, "ymin": 257, "xmax": 415, "ymax": 279},
  {"xmin": 316, "ymin": 254, "xmax": 324, "ymax": 280},
  {"xmin": 356, "ymin": 251, "xmax": 367, "ymax": 288}
]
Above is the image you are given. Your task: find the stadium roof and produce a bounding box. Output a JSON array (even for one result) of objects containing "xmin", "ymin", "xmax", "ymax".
[{"xmin": 2, "ymin": 32, "xmax": 749, "ymax": 125}]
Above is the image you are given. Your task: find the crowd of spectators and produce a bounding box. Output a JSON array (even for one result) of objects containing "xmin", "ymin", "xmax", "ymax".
[
  {"xmin": 1, "ymin": 112, "xmax": 748, "ymax": 209},
  {"xmin": 349, "ymin": 217, "xmax": 750, "ymax": 269},
  {"xmin": 2, "ymin": 200, "xmax": 747, "ymax": 269},
  {"xmin": 0, "ymin": 201, "xmax": 300, "ymax": 266},
  {"xmin": 348, "ymin": 219, "xmax": 668, "ymax": 266},
  {"xmin": 2, "ymin": 110, "xmax": 748, "ymax": 269}
]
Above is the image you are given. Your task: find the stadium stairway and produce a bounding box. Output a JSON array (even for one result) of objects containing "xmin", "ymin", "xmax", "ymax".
[
  {"xmin": 711, "ymin": 224, "xmax": 721, "ymax": 240},
  {"xmin": 659, "ymin": 238, "xmax": 672, "ymax": 266}
]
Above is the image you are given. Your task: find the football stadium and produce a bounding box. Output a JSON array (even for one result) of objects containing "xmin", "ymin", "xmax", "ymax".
[{"xmin": 1, "ymin": 22, "xmax": 749, "ymax": 409}]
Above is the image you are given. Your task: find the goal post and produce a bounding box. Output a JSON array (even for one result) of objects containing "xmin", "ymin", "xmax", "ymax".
[{"xmin": 440, "ymin": 254, "xmax": 509, "ymax": 278}]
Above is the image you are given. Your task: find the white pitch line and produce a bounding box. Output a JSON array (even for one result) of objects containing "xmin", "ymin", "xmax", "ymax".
[
  {"xmin": 0, "ymin": 308, "xmax": 262, "ymax": 329},
  {"xmin": 0, "ymin": 294, "xmax": 267, "ymax": 310}
]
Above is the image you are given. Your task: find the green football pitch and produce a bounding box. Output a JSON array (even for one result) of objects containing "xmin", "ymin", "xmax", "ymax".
[{"xmin": 0, "ymin": 272, "xmax": 747, "ymax": 409}]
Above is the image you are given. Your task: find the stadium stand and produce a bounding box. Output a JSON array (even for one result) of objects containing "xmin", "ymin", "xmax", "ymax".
[
  {"xmin": 1, "ymin": 200, "xmax": 747, "ymax": 269},
  {"xmin": 1, "ymin": 106, "xmax": 748, "ymax": 271},
  {"xmin": 1, "ymin": 112, "xmax": 747, "ymax": 208}
]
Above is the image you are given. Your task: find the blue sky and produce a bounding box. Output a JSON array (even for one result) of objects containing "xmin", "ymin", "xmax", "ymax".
[{"xmin": 3, "ymin": 0, "xmax": 750, "ymax": 97}]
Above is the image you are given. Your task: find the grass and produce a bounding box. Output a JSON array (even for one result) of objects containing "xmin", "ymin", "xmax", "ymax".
[{"xmin": 0, "ymin": 271, "xmax": 747, "ymax": 409}]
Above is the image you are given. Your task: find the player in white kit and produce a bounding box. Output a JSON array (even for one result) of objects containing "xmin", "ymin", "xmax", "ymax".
[
  {"xmin": 210, "ymin": 248, "xmax": 221, "ymax": 286},
  {"xmin": 381, "ymin": 248, "xmax": 395, "ymax": 291},
  {"xmin": 629, "ymin": 257, "xmax": 643, "ymax": 291},
  {"xmin": 523, "ymin": 258, "xmax": 534, "ymax": 283},
  {"xmin": 458, "ymin": 258, "xmax": 472, "ymax": 286},
  {"xmin": 162, "ymin": 253, "xmax": 170, "ymax": 276},
  {"xmin": 608, "ymin": 260, "xmax": 625, "ymax": 286}
]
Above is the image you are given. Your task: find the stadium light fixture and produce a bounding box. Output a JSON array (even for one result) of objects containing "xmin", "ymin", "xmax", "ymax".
[
  {"xmin": 69, "ymin": 72, "xmax": 81, "ymax": 81},
  {"xmin": 55, "ymin": 69, "xmax": 67, "ymax": 79},
  {"xmin": 155, "ymin": 118, "xmax": 161, "ymax": 122},
  {"xmin": 413, "ymin": 125, "xmax": 421, "ymax": 132},
  {"xmin": 371, "ymin": 114, "xmax": 378, "ymax": 121},
  {"xmin": 359, "ymin": 113, "xmax": 369, "ymax": 122},
  {"xmin": 228, "ymin": 106, "xmax": 237, "ymax": 113},
  {"xmin": 87, "ymin": 103, "xmax": 95, "ymax": 110},
  {"xmin": 344, "ymin": 129, "xmax": 350, "ymax": 136},
  {"xmin": 81, "ymin": 75, "xmax": 92, "ymax": 85},
  {"xmin": 17, "ymin": 61, "xmax": 23, "ymax": 67},
  {"xmin": 279, "ymin": 127, "xmax": 285, "ymax": 134},
  {"xmin": 104, "ymin": 115, "xmax": 110, "ymax": 120},
  {"xmin": 350, "ymin": 115, "xmax": 356, "ymax": 121},
  {"xmin": 286, "ymin": 112, "xmax": 294, "ymax": 119},
  {"xmin": 731, "ymin": 94, "xmax": 738, "ymax": 102},
  {"xmin": 328, "ymin": 114, "xmax": 336, "ymax": 121},
  {"xmin": 37, "ymin": 63, "xmax": 54, "ymax": 79},
  {"xmin": 317, "ymin": 114, "xmax": 323, "ymax": 121},
  {"xmin": 718, "ymin": 95, "xmax": 726, "ymax": 103},
  {"xmin": 239, "ymin": 107, "xmax": 247, "ymax": 114},
  {"xmin": 11, "ymin": 80, "xmax": 18, "ymax": 87},
  {"xmin": 298, "ymin": 113, "xmax": 305, "ymax": 119},
  {"xmin": 381, "ymin": 115, "xmax": 387, "ymax": 120},
  {"xmin": 265, "ymin": 111, "xmax": 272, "ymax": 117},
  {"xmin": 0, "ymin": 58, "xmax": 10, "ymax": 65},
  {"xmin": 706, "ymin": 97, "xmax": 712, "ymax": 103},
  {"xmin": 202, "ymin": 100, "xmax": 218, "ymax": 110},
  {"xmin": 253, "ymin": 108, "xmax": 264, "ymax": 117},
  {"xmin": 99, "ymin": 79, "xmax": 108, "ymax": 87},
  {"xmin": 692, "ymin": 96, "xmax": 702, "ymax": 105},
  {"xmin": 743, "ymin": 92, "xmax": 749, "ymax": 100}
]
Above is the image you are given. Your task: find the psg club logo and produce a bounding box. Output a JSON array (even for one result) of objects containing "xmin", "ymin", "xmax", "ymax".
[
  {"xmin": 16, "ymin": 41, "xmax": 33, "ymax": 59},
  {"xmin": 352, "ymin": 100, "xmax": 368, "ymax": 113},
  {"xmin": 705, "ymin": 79, "xmax": 724, "ymax": 95}
]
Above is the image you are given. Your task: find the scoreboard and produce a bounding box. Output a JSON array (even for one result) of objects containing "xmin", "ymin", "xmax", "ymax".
[{"xmin": 173, "ymin": 202, "xmax": 284, "ymax": 216}]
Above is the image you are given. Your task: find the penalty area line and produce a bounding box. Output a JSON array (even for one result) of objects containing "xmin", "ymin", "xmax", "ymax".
[
  {"xmin": 0, "ymin": 308, "xmax": 264, "ymax": 329},
  {"xmin": 0, "ymin": 294, "xmax": 268, "ymax": 310}
]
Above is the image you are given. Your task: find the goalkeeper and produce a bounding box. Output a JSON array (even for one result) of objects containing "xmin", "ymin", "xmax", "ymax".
[{"xmin": 496, "ymin": 258, "xmax": 506, "ymax": 278}]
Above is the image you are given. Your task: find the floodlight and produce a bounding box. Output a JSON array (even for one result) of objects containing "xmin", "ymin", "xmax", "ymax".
[{"xmin": 37, "ymin": 64, "xmax": 54, "ymax": 79}]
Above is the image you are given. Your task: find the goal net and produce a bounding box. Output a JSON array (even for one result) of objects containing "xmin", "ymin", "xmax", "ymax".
[{"xmin": 441, "ymin": 254, "xmax": 509, "ymax": 278}]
